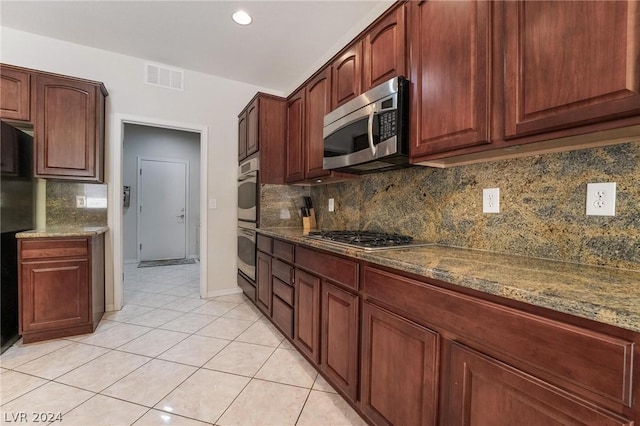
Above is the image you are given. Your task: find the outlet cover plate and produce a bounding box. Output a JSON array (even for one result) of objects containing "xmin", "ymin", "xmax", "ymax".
[
  {"xmin": 586, "ymin": 182, "xmax": 616, "ymax": 216},
  {"xmin": 483, "ymin": 188, "xmax": 500, "ymax": 213},
  {"xmin": 76, "ymin": 195, "xmax": 86, "ymax": 208}
]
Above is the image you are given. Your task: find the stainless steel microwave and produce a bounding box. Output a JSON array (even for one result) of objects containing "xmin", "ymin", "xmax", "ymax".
[{"xmin": 323, "ymin": 76, "xmax": 410, "ymax": 174}]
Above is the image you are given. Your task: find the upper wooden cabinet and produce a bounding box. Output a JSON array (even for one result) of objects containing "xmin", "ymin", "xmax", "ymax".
[
  {"xmin": 332, "ymin": 4, "xmax": 408, "ymax": 109},
  {"xmin": 331, "ymin": 44, "xmax": 362, "ymax": 109},
  {"xmin": 35, "ymin": 74, "xmax": 106, "ymax": 181},
  {"xmin": 410, "ymin": 0, "xmax": 640, "ymax": 165},
  {"xmin": 237, "ymin": 110, "xmax": 247, "ymax": 161},
  {"xmin": 0, "ymin": 64, "xmax": 107, "ymax": 182},
  {"xmin": 304, "ymin": 68, "xmax": 332, "ymax": 180},
  {"xmin": 245, "ymin": 99, "xmax": 259, "ymax": 156},
  {"xmin": 237, "ymin": 93, "xmax": 287, "ymax": 184},
  {"xmin": 0, "ymin": 65, "xmax": 31, "ymax": 122},
  {"xmin": 409, "ymin": 0, "xmax": 492, "ymax": 158},
  {"xmin": 504, "ymin": 0, "xmax": 640, "ymax": 139},
  {"xmin": 285, "ymin": 88, "xmax": 305, "ymax": 183},
  {"xmin": 363, "ymin": 5, "xmax": 407, "ymax": 92},
  {"xmin": 286, "ymin": 68, "xmax": 358, "ymax": 184}
]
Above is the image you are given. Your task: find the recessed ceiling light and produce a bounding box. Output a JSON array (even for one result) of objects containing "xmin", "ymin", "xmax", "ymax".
[{"xmin": 232, "ymin": 10, "xmax": 252, "ymax": 25}]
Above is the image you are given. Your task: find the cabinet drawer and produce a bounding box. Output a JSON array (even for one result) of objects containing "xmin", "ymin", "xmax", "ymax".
[
  {"xmin": 362, "ymin": 266, "xmax": 634, "ymax": 407},
  {"xmin": 272, "ymin": 258, "xmax": 294, "ymax": 285},
  {"xmin": 272, "ymin": 295, "xmax": 294, "ymax": 338},
  {"xmin": 257, "ymin": 234, "xmax": 272, "ymax": 254},
  {"xmin": 273, "ymin": 239, "xmax": 294, "ymax": 263},
  {"xmin": 296, "ymin": 246, "xmax": 358, "ymax": 290},
  {"xmin": 273, "ymin": 277, "xmax": 294, "ymax": 306},
  {"xmin": 20, "ymin": 238, "xmax": 89, "ymax": 260}
]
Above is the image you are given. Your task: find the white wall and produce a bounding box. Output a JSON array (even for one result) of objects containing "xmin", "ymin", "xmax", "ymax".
[
  {"xmin": 1, "ymin": 27, "xmax": 282, "ymax": 306},
  {"xmin": 123, "ymin": 124, "xmax": 200, "ymax": 261}
]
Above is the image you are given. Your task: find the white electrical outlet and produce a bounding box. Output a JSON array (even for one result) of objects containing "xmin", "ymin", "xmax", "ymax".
[
  {"xmin": 586, "ymin": 182, "xmax": 616, "ymax": 216},
  {"xmin": 76, "ymin": 195, "xmax": 86, "ymax": 208},
  {"xmin": 328, "ymin": 198, "xmax": 335, "ymax": 212},
  {"xmin": 482, "ymin": 188, "xmax": 500, "ymax": 213},
  {"xmin": 209, "ymin": 198, "xmax": 217, "ymax": 209}
]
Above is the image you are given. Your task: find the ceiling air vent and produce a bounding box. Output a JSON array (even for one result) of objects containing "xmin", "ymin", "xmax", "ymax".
[{"xmin": 145, "ymin": 63, "xmax": 184, "ymax": 91}]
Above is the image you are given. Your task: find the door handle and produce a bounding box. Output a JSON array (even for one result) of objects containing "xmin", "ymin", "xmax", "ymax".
[
  {"xmin": 367, "ymin": 106, "xmax": 377, "ymax": 157},
  {"xmin": 177, "ymin": 214, "xmax": 185, "ymax": 219}
]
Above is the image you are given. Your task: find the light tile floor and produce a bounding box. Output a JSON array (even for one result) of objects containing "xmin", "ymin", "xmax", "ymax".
[{"xmin": 0, "ymin": 262, "xmax": 366, "ymax": 426}]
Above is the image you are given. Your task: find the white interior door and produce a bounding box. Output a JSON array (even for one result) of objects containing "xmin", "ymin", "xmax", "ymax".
[{"xmin": 138, "ymin": 157, "xmax": 188, "ymax": 261}]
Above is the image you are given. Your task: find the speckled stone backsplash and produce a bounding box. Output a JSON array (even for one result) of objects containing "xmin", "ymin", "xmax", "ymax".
[
  {"xmin": 260, "ymin": 184, "xmax": 310, "ymax": 228},
  {"xmin": 310, "ymin": 142, "xmax": 640, "ymax": 271},
  {"xmin": 46, "ymin": 181, "xmax": 108, "ymax": 227}
]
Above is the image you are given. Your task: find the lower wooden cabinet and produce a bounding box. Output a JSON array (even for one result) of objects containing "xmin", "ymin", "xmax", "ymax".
[
  {"xmin": 294, "ymin": 268, "xmax": 321, "ymax": 363},
  {"xmin": 18, "ymin": 235, "xmax": 105, "ymax": 343},
  {"xmin": 272, "ymin": 293, "xmax": 294, "ymax": 338},
  {"xmin": 249, "ymin": 238, "xmax": 640, "ymax": 425},
  {"xmin": 445, "ymin": 343, "xmax": 632, "ymax": 426},
  {"xmin": 360, "ymin": 302, "xmax": 439, "ymax": 426},
  {"xmin": 320, "ymin": 281, "xmax": 359, "ymax": 401},
  {"xmin": 256, "ymin": 251, "xmax": 272, "ymax": 315}
]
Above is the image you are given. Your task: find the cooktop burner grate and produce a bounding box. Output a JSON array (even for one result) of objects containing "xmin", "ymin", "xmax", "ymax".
[{"xmin": 306, "ymin": 230, "xmax": 431, "ymax": 251}]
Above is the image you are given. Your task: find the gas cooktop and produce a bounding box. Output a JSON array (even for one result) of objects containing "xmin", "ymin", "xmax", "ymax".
[{"xmin": 306, "ymin": 230, "xmax": 432, "ymax": 251}]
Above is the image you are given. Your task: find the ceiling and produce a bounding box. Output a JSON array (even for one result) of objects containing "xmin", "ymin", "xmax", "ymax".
[{"xmin": 0, "ymin": 1, "xmax": 394, "ymax": 94}]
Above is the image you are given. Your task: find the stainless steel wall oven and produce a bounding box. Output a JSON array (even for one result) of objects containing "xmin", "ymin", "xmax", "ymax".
[{"xmin": 237, "ymin": 156, "xmax": 258, "ymax": 284}]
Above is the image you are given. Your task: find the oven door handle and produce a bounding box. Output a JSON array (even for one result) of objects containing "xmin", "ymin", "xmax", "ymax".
[{"xmin": 367, "ymin": 106, "xmax": 377, "ymax": 157}]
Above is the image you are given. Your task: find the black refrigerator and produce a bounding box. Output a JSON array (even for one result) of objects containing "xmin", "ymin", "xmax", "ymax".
[{"xmin": 1, "ymin": 120, "xmax": 35, "ymax": 353}]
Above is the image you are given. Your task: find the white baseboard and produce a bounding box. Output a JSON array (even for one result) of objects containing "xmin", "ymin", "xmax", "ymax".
[
  {"xmin": 206, "ymin": 287, "xmax": 243, "ymax": 298},
  {"xmin": 124, "ymin": 259, "xmax": 138, "ymax": 264},
  {"xmin": 105, "ymin": 304, "xmax": 116, "ymax": 312}
]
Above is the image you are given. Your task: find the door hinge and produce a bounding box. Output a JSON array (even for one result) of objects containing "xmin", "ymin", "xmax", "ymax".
[
  {"xmin": 139, "ymin": 169, "xmax": 142, "ymax": 175},
  {"xmin": 140, "ymin": 205, "xmax": 142, "ymax": 213},
  {"xmin": 140, "ymin": 243, "xmax": 142, "ymax": 251}
]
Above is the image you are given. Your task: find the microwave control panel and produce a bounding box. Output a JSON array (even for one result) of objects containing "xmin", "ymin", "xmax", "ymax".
[{"xmin": 379, "ymin": 110, "xmax": 397, "ymax": 141}]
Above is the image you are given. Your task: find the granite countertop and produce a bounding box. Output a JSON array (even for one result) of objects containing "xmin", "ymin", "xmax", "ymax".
[
  {"xmin": 16, "ymin": 226, "xmax": 109, "ymax": 239},
  {"xmin": 257, "ymin": 227, "xmax": 640, "ymax": 333}
]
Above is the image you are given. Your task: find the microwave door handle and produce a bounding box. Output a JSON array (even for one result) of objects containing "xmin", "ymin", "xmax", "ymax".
[{"xmin": 367, "ymin": 107, "xmax": 377, "ymax": 156}]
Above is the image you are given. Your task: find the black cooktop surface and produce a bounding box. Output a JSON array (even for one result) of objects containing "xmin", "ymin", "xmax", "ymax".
[{"xmin": 306, "ymin": 230, "xmax": 431, "ymax": 251}]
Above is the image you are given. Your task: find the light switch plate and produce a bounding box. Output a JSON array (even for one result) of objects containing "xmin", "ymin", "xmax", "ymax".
[
  {"xmin": 586, "ymin": 182, "xmax": 616, "ymax": 216},
  {"xmin": 328, "ymin": 198, "xmax": 335, "ymax": 212},
  {"xmin": 482, "ymin": 188, "xmax": 500, "ymax": 214}
]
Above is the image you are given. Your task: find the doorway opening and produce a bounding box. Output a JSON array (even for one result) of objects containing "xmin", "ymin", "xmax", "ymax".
[{"xmin": 110, "ymin": 115, "xmax": 208, "ymax": 312}]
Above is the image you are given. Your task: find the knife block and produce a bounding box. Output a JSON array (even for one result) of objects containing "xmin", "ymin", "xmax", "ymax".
[{"xmin": 303, "ymin": 208, "xmax": 317, "ymax": 232}]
